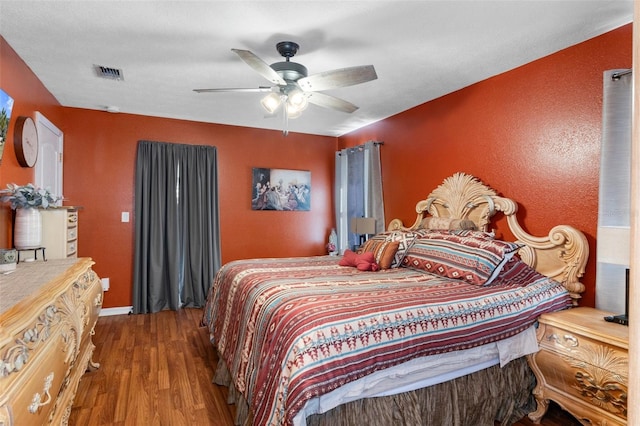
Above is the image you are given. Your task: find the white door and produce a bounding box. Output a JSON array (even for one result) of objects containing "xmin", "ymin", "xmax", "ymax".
[{"xmin": 35, "ymin": 112, "xmax": 63, "ymax": 204}]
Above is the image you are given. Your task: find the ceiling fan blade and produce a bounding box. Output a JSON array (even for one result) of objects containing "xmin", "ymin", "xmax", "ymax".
[
  {"xmin": 297, "ymin": 65, "xmax": 377, "ymax": 92},
  {"xmin": 193, "ymin": 86, "xmax": 273, "ymax": 93},
  {"xmin": 231, "ymin": 49, "xmax": 287, "ymax": 86},
  {"xmin": 306, "ymin": 92, "xmax": 358, "ymax": 113}
]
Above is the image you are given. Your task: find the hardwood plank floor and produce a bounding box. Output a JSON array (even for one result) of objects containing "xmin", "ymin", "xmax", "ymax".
[
  {"xmin": 69, "ymin": 308, "xmax": 581, "ymax": 426},
  {"xmin": 69, "ymin": 308, "xmax": 235, "ymax": 425}
]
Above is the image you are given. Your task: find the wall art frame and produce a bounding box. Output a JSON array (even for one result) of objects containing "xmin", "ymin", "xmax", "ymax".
[
  {"xmin": 252, "ymin": 167, "xmax": 311, "ymax": 211},
  {"xmin": 0, "ymin": 89, "xmax": 15, "ymax": 165}
]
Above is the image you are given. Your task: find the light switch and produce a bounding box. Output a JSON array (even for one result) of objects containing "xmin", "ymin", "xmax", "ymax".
[{"xmin": 121, "ymin": 212, "xmax": 130, "ymax": 222}]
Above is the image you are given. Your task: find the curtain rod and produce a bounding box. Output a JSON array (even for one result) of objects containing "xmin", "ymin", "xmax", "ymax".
[
  {"xmin": 612, "ymin": 69, "xmax": 632, "ymax": 80},
  {"xmin": 337, "ymin": 141, "xmax": 384, "ymax": 155}
]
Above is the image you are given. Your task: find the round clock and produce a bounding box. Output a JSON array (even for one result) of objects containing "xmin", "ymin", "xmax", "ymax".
[{"xmin": 14, "ymin": 116, "xmax": 39, "ymax": 167}]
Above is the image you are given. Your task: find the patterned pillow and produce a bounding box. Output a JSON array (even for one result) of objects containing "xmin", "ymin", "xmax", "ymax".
[
  {"xmin": 488, "ymin": 255, "xmax": 547, "ymax": 287},
  {"xmin": 401, "ymin": 232, "xmax": 521, "ymax": 286},
  {"xmin": 361, "ymin": 239, "xmax": 400, "ymax": 269},
  {"xmin": 448, "ymin": 229, "xmax": 495, "ymax": 239},
  {"xmin": 372, "ymin": 230, "xmax": 423, "ymax": 268}
]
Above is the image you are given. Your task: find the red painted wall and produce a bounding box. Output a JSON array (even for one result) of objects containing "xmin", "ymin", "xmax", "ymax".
[
  {"xmin": 2, "ymin": 23, "xmax": 633, "ymax": 309},
  {"xmin": 1, "ymin": 37, "xmax": 337, "ymax": 309},
  {"xmin": 339, "ymin": 24, "xmax": 633, "ymax": 308},
  {"xmin": 60, "ymin": 109, "xmax": 336, "ymax": 308},
  {"xmin": 0, "ymin": 37, "xmax": 64, "ymax": 245}
]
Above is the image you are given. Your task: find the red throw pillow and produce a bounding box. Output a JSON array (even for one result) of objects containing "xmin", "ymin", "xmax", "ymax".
[
  {"xmin": 339, "ymin": 249, "xmax": 358, "ymax": 266},
  {"xmin": 339, "ymin": 250, "xmax": 379, "ymax": 271},
  {"xmin": 355, "ymin": 251, "xmax": 379, "ymax": 271}
]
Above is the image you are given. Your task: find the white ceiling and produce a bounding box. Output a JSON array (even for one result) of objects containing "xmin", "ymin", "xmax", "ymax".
[{"xmin": 0, "ymin": 1, "xmax": 633, "ymax": 137}]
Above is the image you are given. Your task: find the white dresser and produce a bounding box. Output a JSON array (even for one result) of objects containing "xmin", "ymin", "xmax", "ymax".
[
  {"xmin": 40, "ymin": 207, "xmax": 78, "ymax": 259},
  {"xmin": 0, "ymin": 258, "xmax": 102, "ymax": 425}
]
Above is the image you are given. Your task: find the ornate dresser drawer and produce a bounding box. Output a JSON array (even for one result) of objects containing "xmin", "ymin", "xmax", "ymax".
[
  {"xmin": 0, "ymin": 258, "xmax": 102, "ymax": 426},
  {"xmin": 40, "ymin": 207, "xmax": 79, "ymax": 259},
  {"xmin": 527, "ymin": 307, "xmax": 628, "ymax": 426},
  {"xmin": 3, "ymin": 329, "xmax": 70, "ymax": 425},
  {"xmin": 66, "ymin": 227, "xmax": 77, "ymax": 242},
  {"xmin": 66, "ymin": 240, "xmax": 77, "ymax": 257}
]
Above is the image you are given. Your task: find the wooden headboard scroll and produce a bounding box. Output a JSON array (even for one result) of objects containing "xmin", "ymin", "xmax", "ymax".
[{"xmin": 387, "ymin": 173, "xmax": 589, "ymax": 305}]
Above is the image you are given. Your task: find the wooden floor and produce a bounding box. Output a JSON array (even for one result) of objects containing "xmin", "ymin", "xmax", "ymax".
[
  {"xmin": 510, "ymin": 402, "xmax": 582, "ymax": 426},
  {"xmin": 69, "ymin": 308, "xmax": 582, "ymax": 426},
  {"xmin": 69, "ymin": 308, "xmax": 235, "ymax": 425}
]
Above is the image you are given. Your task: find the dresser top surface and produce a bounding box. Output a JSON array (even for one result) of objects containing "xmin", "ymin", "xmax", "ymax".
[{"xmin": 0, "ymin": 258, "xmax": 90, "ymax": 315}]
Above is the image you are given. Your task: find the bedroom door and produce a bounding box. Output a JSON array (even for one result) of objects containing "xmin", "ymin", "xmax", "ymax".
[{"xmin": 35, "ymin": 112, "xmax": 63, "ymax": 203}]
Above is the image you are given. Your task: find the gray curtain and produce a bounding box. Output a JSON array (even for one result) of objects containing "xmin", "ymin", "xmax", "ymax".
[
  {"xmin": 596, "ymin": 70, "xmax": 632, "ymax": 313},
  {"xmin": 335, "ymin": 141, "xmax": 385, "ymax": 252},
  {"xmin": 133, "ymin": 140, "xmax": 221, "ymax": 314}
]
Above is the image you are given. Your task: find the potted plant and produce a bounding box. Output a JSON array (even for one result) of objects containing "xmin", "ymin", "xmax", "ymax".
[{"xmin": 0, "ymin": 183, "xmax": 60, "ymax": 249}]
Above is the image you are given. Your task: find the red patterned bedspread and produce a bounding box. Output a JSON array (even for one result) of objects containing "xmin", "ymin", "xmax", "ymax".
[{"xmin": 202, "ymin": 256, "xmax": 571, "ymax": 426}]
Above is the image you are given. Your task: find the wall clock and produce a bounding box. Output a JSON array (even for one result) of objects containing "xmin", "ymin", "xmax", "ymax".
[{"xmin": 14, "ymin": 116, "xmax": 39, "ymax": 167}]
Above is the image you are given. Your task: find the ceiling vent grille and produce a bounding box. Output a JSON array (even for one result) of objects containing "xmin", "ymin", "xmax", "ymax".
[{"xmin": 94, "ymin": 65, "xmax": 124, "ymax": 81}]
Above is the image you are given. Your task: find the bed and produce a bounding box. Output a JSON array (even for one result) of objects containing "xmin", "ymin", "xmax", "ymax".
[{"xmin": 202, "ymin": 172, "xmax": 589, "ymax": 426}]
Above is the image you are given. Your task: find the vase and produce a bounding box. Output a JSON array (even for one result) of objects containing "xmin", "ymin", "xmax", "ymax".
[{"xmin": 14, "ymin": 208, "xmax": 43, "ymax": 249}]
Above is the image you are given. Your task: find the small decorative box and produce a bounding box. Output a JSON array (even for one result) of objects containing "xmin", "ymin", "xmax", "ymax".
[{"xmin": 0, "ymin": 248, "xmax": 17, "ymax": 272}]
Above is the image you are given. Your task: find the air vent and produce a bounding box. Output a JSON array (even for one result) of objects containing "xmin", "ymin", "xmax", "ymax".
[{"xmin": 94, "ymin": 65, "xmax": 124, "ymax": 81}]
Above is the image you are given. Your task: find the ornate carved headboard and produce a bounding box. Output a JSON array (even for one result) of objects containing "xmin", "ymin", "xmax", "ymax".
[{"xmin": 388, "ymin": 173, "xmax": 589, "ymax": 305}]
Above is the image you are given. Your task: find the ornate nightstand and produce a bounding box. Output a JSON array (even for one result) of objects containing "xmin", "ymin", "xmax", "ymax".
[{"xmin": 527, "ymin": 307, "xmax": 628, "ymax": 425}]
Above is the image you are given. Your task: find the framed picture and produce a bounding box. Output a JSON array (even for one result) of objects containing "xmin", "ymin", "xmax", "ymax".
[
  {"xmin": 252, "ymin": 167, "xmax": 311, "ymax": 211},
  {"xmin": 0, "ymin": 89, "xmax": 15, "ymax": 165}
]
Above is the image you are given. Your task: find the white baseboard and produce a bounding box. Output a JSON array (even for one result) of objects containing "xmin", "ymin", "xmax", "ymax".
[{"xmin": 99, "ymin": 306, "xmax": 133, "ymax": 317}]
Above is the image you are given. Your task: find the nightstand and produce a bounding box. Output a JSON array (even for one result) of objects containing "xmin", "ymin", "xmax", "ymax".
[{"xmin": 527, "ymin": 307, "xmax": 628, "ymax": 425}]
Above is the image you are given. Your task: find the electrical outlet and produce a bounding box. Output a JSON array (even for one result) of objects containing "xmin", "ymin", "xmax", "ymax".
[{"xmin": 101, "ymin": 277, "xmax": 110, "ymax": 291}]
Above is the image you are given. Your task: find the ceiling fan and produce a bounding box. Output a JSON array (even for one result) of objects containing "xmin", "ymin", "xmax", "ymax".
[{"xmin": 194, "ymin": 41, "xmax": 377, "ymax": 135}]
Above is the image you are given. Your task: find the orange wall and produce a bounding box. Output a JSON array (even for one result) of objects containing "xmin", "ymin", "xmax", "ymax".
[
  {"xmin": 339, "ymin": 24, "xmax": 633, "ymax": 308},
  {"xmin": 0, "ymin": 37, "xmax": 64, "ymax": 244},
  {"xmin": 61, "ymin": 110, "xmax": 336, "ymax": 308},
  {"xmin": 2, "ymin": 23, "xmax": 633, "ymax": 309},
  {"xmin": 1, "ymin": 37, "xmax": 337, "ymax": 308}
]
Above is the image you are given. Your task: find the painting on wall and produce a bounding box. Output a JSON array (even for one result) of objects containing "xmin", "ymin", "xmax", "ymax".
[
  {"xmin": 252, "ymin": 167, "xmax": 311, "ymax": 211},
  {"xmin": 0, "ymin": 89, "xmax": 14, "ymax": 165}
]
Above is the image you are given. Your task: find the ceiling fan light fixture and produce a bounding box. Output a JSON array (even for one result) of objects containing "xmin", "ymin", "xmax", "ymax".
[
  {"xmin": 261, "ymin": 92, "xmax": 282, "ymax": 114},
  {"xmin": 196, "ymin": 40, "xmax": 378, "ymax": 132},
  {"xmin": 286, "ymin": 89, "xmax": 308, "ymax": 117},
  {"xmin": 286, "ymin": 103, "xmax": 303, "ymax": 119}
]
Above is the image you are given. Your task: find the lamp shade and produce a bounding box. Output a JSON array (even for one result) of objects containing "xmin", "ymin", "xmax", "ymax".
[
  {"xmin": 350, "ymin": 217, "xmax": 376, "ymax": 235},
  {"xmin": 597, "ymin": 225, "xmax": 630, "ymax": 265}
]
